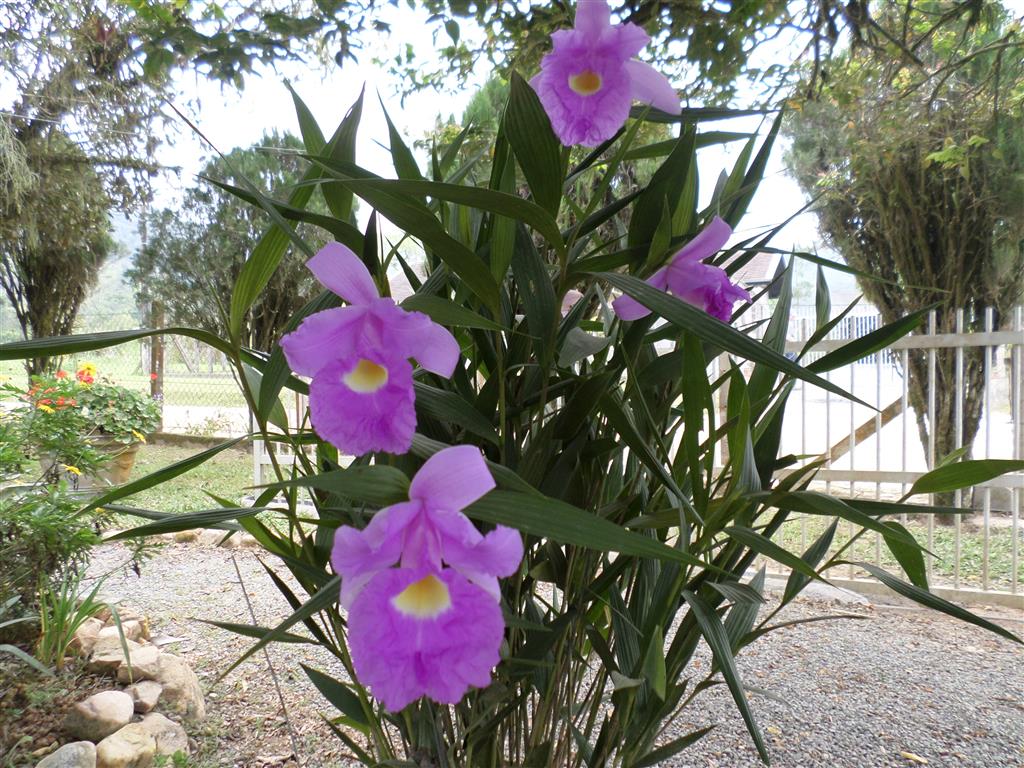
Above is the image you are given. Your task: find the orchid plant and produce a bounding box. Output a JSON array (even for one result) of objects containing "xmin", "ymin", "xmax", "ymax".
[{"xmin": 3, "ymin": 2, "xmax": 1021, "ymax": 766}]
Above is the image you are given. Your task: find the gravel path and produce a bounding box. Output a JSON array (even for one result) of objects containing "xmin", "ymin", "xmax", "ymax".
[{"xmin": 89, "ymin": 541, "xmax": 1023, "ymax": 768}]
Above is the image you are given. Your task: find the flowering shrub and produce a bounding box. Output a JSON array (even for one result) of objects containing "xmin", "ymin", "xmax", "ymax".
[
  {"xmin": 72, "ymin": 372, "xmax": 161, "ymax": 445},
  {"xmin": 2, "ymin": 2, "xmax": 1021, "ymax": 764}
]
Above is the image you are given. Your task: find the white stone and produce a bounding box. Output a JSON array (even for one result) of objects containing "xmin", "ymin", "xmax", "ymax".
[
  {"xmin": 35, "ymin": 741, "xmax": 96, "ymax": 768},
  {"xmin": 97, "ymin": 618, "xmax": 148, "ymax": 644},
  {"xmin": 153, "ymin": 655, "xmax": 205, "ymax": 722},
  {"xmin": 63, "ymin": 691, "xmax": 133, "ymax": 742},
  {"xmin": 87, "ymin": 638, "xmax": 143, "ymax": 675},
  {"xmin": 95, "ymin": 724, "xmax": 156, "ymax": 768},
  {"xmin": 137, "ymin": 713, "xmax": 189, "ymax": 757},
  {"xmin": 115, "ymin": 644, "xmax": 162, "ymax": 684},
  {"xmin": 127, "ymin": 681, "xmax": 162, "ymax": 713},
  {"xmin": 70, "ymin": 618, "xmax": 104, "ymax": 657}
]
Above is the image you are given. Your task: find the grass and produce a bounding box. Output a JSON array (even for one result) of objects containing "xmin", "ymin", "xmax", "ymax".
[
  {"xmin": 776, "ymin": 513, "xmax": 1023, "ymax": 590},
  {"xmin": 116, "ymin": 444, "xmax": 253, "ymax": 515}
]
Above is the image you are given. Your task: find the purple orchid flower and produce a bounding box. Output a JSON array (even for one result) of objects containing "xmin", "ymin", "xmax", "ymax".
[
  {"xmin": 612, "ymin": 216, "xmax": 751, "ymax": 323},
  {"xmin": 331, "ymin": 446, "xmax": 524, "ymax": 711},
  {"xmin": 280, "ymin": 243, "xmax": 460, "ymax": 456},
  {"xmin": 530, "ymin": 0, "xmax": 679, "ymax": 147}
]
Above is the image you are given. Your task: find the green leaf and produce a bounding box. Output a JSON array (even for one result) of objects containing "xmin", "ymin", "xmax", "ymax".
[
  {"xmin": 286, "ymin": 81, "xmax": 326, "ymax": 154},
  {"xmin": 681, "ymin": 590, "xmax": 768, "ymax": 762},
  {"xmin": 0, "ymin": 327, "xmax": 233, "ymax": 361},
  {"xmin": 635, "ymin": 727, "xmax": 715, "ymax": 768},
  {"xmin": 601, "ymin": 272, "xmax": 865, "ymax": 405},
  {"xmin": 853, "ymin": 563, "xmax": 1022, "ymax": 645},
  {"xmin": 628, "ymin": 126, "xmax": 696, "ymax": 248},
  {"xmin": 320, "ymin": 89, "xmax": 364, "ymax": 222},
  {"xmin": 220, "ymin": 576, "xmax": 342, "ymax": 679},
  {"xmin": 504, "ymin": 73, "xmax": 565, "ymax": 216},
  {"xmin": 723, "ymin": 567, "xmax": 766, "ymax": 651},
  {"xmin": 242, "ymin": 364, "xmax": 288, "ymax": 431},
  {"xmin": 466, "ymin": 491, "xmax": 716, "ymax": 571},
  {"xmin": 725, "ymin": 526, "xmax": 825, "ymax": 583},
  {"xmin": 400, "ymin": 294, "xmax": 505, "ymax": 331},
  {"xmin": 882, "ymin": 521, "xmax": 929, "ymax": 589},
  {"xmin": 105, "ymin": 506, "xmax": 267, "ymax": 540},
  {"xmin": 301, "ymin": 664, "xmax": 369, "ymax": 727},
  {"xmin": 413, "ymin": 382, "xmax": 499, "ymax": 445},
  {"xmin": 200, "ymin": 620, "xmax": 313, "ymax": 645},
  {"xmin": 783, "ymin": 520, "xmax": 838, "ymax": 604},
  {"xmin": 270, "ymin": 464, "xmax": 409, "ymax": 508},
  {"xmin": 815, "ymin": 264, "xmax": 831, "ymax": 329},
  {"xmin": 640, "ymin": 625, "xmax": 667, "ymax": 699},
  {"xmin": 808, "ymin": 306, "xmax": 934, "ymax": 373},
  {"xmin": 907, "ymin": 459, "xmax": 1024, "ymax": 497},
  {"xmin": 83, "ymin": 437, "xmax": 245, "ymax": 512},
  {"xmin": 723, "ymin": 111, "xmax": 782, "ymax": 226},
  {"xmin": 0, "ymin": 643, "xmax": 53, "ymax": 675}
]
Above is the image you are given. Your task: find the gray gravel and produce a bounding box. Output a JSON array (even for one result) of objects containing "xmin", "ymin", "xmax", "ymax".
[{"xmin": 89, "ymin": 541, "xmax": 1024, "ymax": 768}]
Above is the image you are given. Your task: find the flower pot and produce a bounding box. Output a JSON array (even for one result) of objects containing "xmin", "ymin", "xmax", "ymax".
[{"xmin": 89, "ymin": 437, "xmax": 142, "ymax": 487}]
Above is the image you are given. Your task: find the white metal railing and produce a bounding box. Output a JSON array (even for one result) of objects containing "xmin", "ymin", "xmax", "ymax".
[{"xmin": 753, "ymin": 304, "xmax": 1023, "ymax": 606}]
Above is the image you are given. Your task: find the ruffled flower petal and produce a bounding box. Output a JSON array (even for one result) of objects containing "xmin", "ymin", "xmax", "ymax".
[
  {"xmin": 391, "ymin": 310, "xmax": 461, "ymax": 378},
  {"xmin": 574, "ymin": 0, "xmax": 611, "ymax": 37},
  {"xmin": 280, "ymin": 307, "xmax": 362, "ymax": 378},
  {"xmin": 348, "ymin": 568, "xmax": 505, "ymax": 711},
  {"xmin": 307, "ymin": 242, "xmax": 379, "ymax": 305},
  {"xmin": 625, "ymin": 59, "xmax": 679, "ymax": 113},
  {"xmin": 308, "ymin": 355, "xmax": 416, "ymax": 456},
  {"xmin": 409, "ymin": 445, "xmax": 496, "ymax": 512}
]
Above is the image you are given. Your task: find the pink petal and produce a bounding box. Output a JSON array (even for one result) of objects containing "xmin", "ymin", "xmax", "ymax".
[
  {"xmin": 672, "ymin": 216, "xmax": 733, "ymax": 263},
  {"xmin": 612, "ymin": 267, "xmax": 669, "ymax": 321},
  {"xmin": 280, "ymin": 307, "xmax": 361, "ymax": 377},
  {"xmin": 307, "ymin": 242, "xmax": 379, "ymax": 305},
  {"xmin": 395, "ymin": 311, "xmax": 460, "ymax": 377},
  {"xmin": 430, "ymin": 512, "xmax": 523, "ymax": 597},
  {"xmin": 625, "ymin": 59, "xmax": 678, "ymax": 113},
  {"xmin": 332, "ymin": 501, "xmax": 421, "ymax": 607},
  {"xmin": 309, "ymin": 356, "xmax": 417, "ymax": 456},
  {"xmin": 561, "ymin": 289, "xmax": 584, "ymax": 317},
  {"xmin": 575, "ymin": 0, "xmax": 611, "ymax": 37},
  {"xmin": 348, "ymin": 568, "xmax": 505, "ymax": 711},
  {"xmin": 409, "ymin": 445, "xmax": 495, "ymax": 512}
]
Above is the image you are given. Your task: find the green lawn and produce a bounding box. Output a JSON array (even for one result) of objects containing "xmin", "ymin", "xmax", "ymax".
[
  {"xmin": 775, "ymin": 513, "xmax": 1022, "ymax": 590},
  {"xmin": 116, "ymin": 443, "xmax": 253, "ymax": 514}
]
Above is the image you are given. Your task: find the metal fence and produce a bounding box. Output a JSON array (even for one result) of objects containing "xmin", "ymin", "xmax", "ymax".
[{"xmin": 742, "ymin": 304, "xmax": 1023, "ymax": 607}]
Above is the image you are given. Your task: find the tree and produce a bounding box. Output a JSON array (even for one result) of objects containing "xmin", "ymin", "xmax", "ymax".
[
  {"xmin": 129, "ymin": 132, "xmax": 329, "ymax": 352},
  {"xmin": 784, "ymin": 2, "xmax": 1024, "ymax": 497},
  {"xmin": 0, "ymin": 132, "xmax": 114, "ymax": 376}
]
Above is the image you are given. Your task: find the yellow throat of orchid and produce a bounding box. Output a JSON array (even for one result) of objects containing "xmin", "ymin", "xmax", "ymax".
[
  {"xmin": 569, "ymin": 70, "xmax": 603, "ymax": 96},
  {"xmin": 392, "ymin": 574, "xmax": 452, "ymax": 618},
  {"xmin": 343, "ymin": 359, "xmax": 389, "ymax": 393}
]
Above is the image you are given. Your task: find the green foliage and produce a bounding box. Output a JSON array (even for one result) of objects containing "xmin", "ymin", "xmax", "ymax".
[
  {"xmin": 784, "ymin": 1, "xmax": 1024, "ymax": 480},
  {"xmin": 75, "ymin": 377, "xmax": 161, "ymax": 444},
  {"xmin": 0, "ymin": 486, "xmax": 102, "ymax": 624},
  {"xmin": 2, "ymin": 82, "xmax": 1021, "ymax": 768},
  {"xmin": 34, "ymin": 568, "xmax": 109, "ymax": 671},
  {"xmin": 129, "ymin": 132, "xmax": 329, "ymax": 351},
  {"xmin": 0, "ymin": 133, "xmax": 114, "ymax": 375}
]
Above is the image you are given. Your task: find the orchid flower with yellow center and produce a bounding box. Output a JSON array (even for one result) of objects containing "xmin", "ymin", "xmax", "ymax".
[
  {"xmin": 530, "ymin": 0, "xmax": 679, "ymax": 146},
  {"xmin": 332, "ymin": 446, "xmax": 523, "ymax": 711},
  {"xmin": 280, "ymin": 243, "xmax": 460, "ymax": 456}
]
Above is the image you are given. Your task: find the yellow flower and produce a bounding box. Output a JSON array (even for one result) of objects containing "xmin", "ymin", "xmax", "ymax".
[
  {"xmin": 62, "ymin": 464, "xmax": 82, "ymax": 476},
  {"xmin": 131, "ymin": 429, "xmax": 147, "ymax": 443},
  {"xmin": 37, "ymin": 403, "xmax": 55, "ymax": 413},
  {"xmin": 78, "ymin": 362, "xmax": 97, "ymax": 377}
]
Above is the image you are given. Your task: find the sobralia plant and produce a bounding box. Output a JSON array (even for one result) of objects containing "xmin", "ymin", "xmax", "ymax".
[{"xmin": 2, "ymin": 2, "xmax": 1021, "ymax": 764}]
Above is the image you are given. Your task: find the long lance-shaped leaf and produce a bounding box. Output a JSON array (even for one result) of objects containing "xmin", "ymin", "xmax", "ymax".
[
  {"xmin": 725, "ymin": 526, "xmax": 825, "ymax": 583},
  {"xmin": 0, "ymin": 327, "xmax": 232, "ymax": 360},
  {"xmin": 600, "ymin": 272, "xmax": 866, "ymax": 405},
  {"xmin": 906, "ymin": 459, "xmax": 1024, "ymax": 497},
  {"xmin": 465, "ymin": 491, "xmax": 717, "ymax": 572},
  {"xmin": 81, "ymin": 437, "xmax": 245, "ymax": 512},
  {"xmin": 851, "ymin": 563, "xmax": 1022, "ymax": 645},
  {"xmin": 413, "ymin": 382, "xmax": 499, "ymax": 446},
  {"xmin": 200, "ymin": 620, "xmax": 313, "ymax": 645},
  {"xmin": 504, "ymin": 72, "xmax": 565, "ymax": 216},
  {"xmin": 635, "ymin": 727, "xmax": 715, "ymax": 768},
  {"xmin": 629, "ymin": 105, "xmax": 773, "ymax": 123},
  {"xmin": 219, "ymin": 575, "xmax": 341, "ymax": 679},
  {"xmin": 807, "ymin": 305, "xmax": 935, "ymax": 373},
  {"xmin": 301, "ymin": 664, "xmax": 370, "ymax": 728},
  {"xmin": 105, "ymin": 506, "xmax": 268, "ymax": 540},
  {"xmin": 681, "ymin": 590, "xmax": 769, "ymax": 762},
  {"xmin": 269, "ymin": 464, "xmax": 410, "ymax": 508}
]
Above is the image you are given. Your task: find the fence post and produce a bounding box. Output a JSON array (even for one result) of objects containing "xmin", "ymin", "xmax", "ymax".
[{"xmin": 150, "ymin": 301, "xmax": 164, "ymax": 432}]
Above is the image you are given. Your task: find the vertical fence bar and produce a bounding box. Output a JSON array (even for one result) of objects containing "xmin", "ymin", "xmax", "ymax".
[
  {"xmin": 983, "ymin": 308, "xmax": 994, "ymax": 590},
  {"xmin": 926, "ymin": 311, "xmax": 937, "ymax": 579},
  {"xmin": 901, "ymin": 347, "xmax": 910, "ymax": 528},
  {"xmin": 954, "ymin": 309, "xmax": 964, "ymax": 588},
  {"xmin": 1013, "ymin": 307, "xmax": 1022, "ymax": 595},
  {"xmin": 848, "ymin": 362, "xmax": 856, "ymax": 578},
  {"xmin": 875, "ymin": 348, "xmax": 883, "ymax": 567}
]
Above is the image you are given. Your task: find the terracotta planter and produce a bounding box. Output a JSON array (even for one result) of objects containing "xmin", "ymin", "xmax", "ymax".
[{"xmin": 90, "ymin": 437, "xmax": 143, "ymax": 487}]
